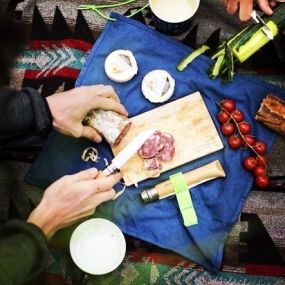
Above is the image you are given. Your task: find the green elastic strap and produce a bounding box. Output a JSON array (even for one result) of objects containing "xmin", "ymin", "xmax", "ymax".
[{"xmin": 169, "ymin": 172, "xmax": 198, "ymax": 227}]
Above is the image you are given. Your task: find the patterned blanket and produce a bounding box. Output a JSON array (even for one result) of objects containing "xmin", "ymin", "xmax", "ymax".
[{"xmin": 3, "ymin": 0, "xmax": 285, "ymax": 284}]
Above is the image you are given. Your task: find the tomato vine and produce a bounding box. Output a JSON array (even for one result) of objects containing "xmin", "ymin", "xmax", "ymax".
[{"xmin": 217, "ymin": 99, "xmax": 269, "ymax": 188}]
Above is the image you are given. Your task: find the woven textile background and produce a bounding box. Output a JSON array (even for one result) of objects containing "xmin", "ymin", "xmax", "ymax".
[{"xmin": 1, "ymin": 0, "xmax": 285, "ymax": 283}]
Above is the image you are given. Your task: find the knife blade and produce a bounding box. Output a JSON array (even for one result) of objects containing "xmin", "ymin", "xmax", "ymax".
[
  {"xmin": 251, "ymin": 10, "xmax": 274, "ymax": 40},
  {"xmin": 102, "ymin": 129, "xmax": 155, "ymax": 176}
]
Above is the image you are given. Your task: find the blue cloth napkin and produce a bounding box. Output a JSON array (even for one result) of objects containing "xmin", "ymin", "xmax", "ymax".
[{"xmin": 26, "ymin": 13, "xmax": 285, "ymax": 272}]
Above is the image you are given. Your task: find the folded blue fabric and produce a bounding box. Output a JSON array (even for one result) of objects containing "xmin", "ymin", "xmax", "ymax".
[{"xmin": 26, "ymin": 13, "xmax": 285, "ymax": 272}]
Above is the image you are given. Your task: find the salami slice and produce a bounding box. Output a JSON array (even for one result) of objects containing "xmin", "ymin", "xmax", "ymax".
[
  {"xmin": 162, "ymin": 132, "xmax": 175, "ymax": 144},
  {"xmin": 143, "ymin": 157, "xmax": 161, "ymax": 170},
  {"xmin": 157, "ymin": 133, "xmax": 175, "ymax": 161},
  {"xmin": 138, "ymin": 131, "xmax": 163, "ymax": 158},
  {"xmin": 138, "ymin": 130, "xmax": 175, "ymax": 162},
  {"xmin": 156, "ymin": 131, "xmax": 167, "ymax": 151},
  {"xmin": 159, "ymin": 132, "xmax": 174, "ymax": 147}
]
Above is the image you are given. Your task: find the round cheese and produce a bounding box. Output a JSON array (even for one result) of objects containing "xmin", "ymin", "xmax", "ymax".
[
  {"xmin": 141, "ymin": 69, "xmax": 175, "ymax": 103},
  {"xmin": 104, "ymin": 49, "xmax": 138, "ymax": 83}
]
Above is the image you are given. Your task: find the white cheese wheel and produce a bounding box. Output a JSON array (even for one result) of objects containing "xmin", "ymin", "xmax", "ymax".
[
  {"xmin": 104, "ymin": 50, "xmax": 138, "ymax": 83},
  {"xmin": 141, "ymin": 69, "xmax": 175, "ymax": 103}
]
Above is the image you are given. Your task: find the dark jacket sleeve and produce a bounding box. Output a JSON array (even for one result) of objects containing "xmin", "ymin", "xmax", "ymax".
[
  {"xmin": 0, "ymin": 86, "xmax": 52, "ymax": 148},
  {"xmin": 0, "ymin": 219, "xmax": 49, "ymax": 285}
]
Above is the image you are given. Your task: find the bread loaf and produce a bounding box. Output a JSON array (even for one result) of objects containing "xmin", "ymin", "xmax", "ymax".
[
  {"xmin": 83, "ymin": 109, "xmax": 131, "ymax": 146},
  {"xmin": 255, "ymin": 94, "xmax": 285, "ymax": 136}
]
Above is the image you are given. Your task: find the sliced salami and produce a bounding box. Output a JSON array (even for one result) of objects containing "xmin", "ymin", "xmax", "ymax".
[
  {"xmin": 138, "ymin": 131, "xmax": 163, "ymax": 158},
  {"xmin": 157, "ymin": 133, "xmax": 175, "ymax": 161},
  {"xmin": 157, "ymin": 143, "xmax": 175, "ymax": 161},
  {"xmin": 138, "ymin": 130, "xmax": 175, "ymax": 163},
  {"xmin": 159, "ymin": 132, "xmax": 174, "ymax": 146},
  {"xmin": 156, "ymin": 131, "xmax": 166, "ymax": 151},
  {"xmin": 162, "ymin": 132, "xmax": 175, "ymax": 144},
  {"xmin": 143, "ymin": 157, "xmax": 161, "ymax": 170}
]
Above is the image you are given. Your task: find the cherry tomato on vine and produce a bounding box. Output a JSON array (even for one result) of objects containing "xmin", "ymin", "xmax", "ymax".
[
  {"xmin": 254, "ymin": 165, "xmax": 266, "ymax": 177},
  {"xmin": 256, "ymin": 155, "xmax": 269, "ymax": 166},
  {"xmin": 241, "ymin": 135, "xmax": 255, "ymax": 147},
  {"xmin": 220, "ymin": 99, "xmax": 236, "ymax": 113},
  {"xmin": 238, "ymin": 121, "xmax": 251, "ymax": 135},
  {"xmin": 243, "ymin": 156, "xmax": 256, "ymax": 171},
  {"xmin": 221, "ymin": 122, "xmax": 235, "ymax": 136},
  {"xmin": 255, "ymin": 175, "xmax": 269, "ymax": 188},
  {"xmin": 232, "ymin": 109, "xmax": 244, "ymax": 123},
  {"xmin": 228, "ymin": 135, "xmax": 241, "ymax": 149},
  {"xmin": 253, "ymin": 140, "xmax": 267, "ymax": 155},
  {"xmin": 218, "ymin": 110, "xmax": 230, "ymax": 123}
]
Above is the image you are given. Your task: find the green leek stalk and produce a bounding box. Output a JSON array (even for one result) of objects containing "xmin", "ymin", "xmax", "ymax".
[
  {"xmin": 176, "ymin": 3, "xmax": 285, "ymax": 82},
  {"xmin": 176, "ymin": 45, "xmax": 210, "ymax": 71},
  {"xmin": 228, "ymin": 21, "xmax": 278, "ymax": 63}
]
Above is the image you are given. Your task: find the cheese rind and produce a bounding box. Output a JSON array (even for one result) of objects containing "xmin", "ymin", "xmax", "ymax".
[
  {"xmin": 104, "ymin": 50, "xmax": 138, "ymax": 83},
  {"xmin": 141, "ymin": 69, "xmax": 175, "ymax": 103}
]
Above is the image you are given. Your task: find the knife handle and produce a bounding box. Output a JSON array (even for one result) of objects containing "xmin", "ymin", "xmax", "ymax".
[{"xmin": 141, "ymin": 160, "xmax": 226, "ymax": 203}]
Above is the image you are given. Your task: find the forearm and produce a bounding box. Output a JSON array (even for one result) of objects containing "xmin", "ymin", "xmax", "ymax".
[
  {"xmin": 0, "ymin": 219, "xmax": 49, "ymax": 285},
  {"xmin": 0, "ymin": 87, "xmax": 52, "ymax": 146}
]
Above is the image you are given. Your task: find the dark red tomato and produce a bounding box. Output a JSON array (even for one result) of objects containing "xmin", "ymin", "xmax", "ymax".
[
  {"xmin": 231, "ymin": 109, "xmax": 244, "ymax": 123},
  {"xmin": 255, "ymin": 175, "xmax": 269, "ymax": 188},
  {"xmin": 228, "ymin": 135, "xmax": 241, "ymax": 149},
  {"xmin": 221, "ymin": 122, "xmax": 235, "ymax": 136},
  {"xmin": 254, "ymin": 165, "xmax": 266, "ymax": 177},
  {"xmin": 238, "ymin": 121, "xmax": 251, "ymax": 135},
  {"xmin": 218, "ymin": 110, "xmax": 230, "ymax": 123},
  {"xmin": 243, "ymin": 156, "xmax": 256, "ymax": 171},
  {"xmin": 256, "ymin": 155, "xmax": 269, "ymax": 166},
  {"xmin": 221, "ymin": 99, "xmax": 236, "ymax": 113},
  {"xmin": 253, "ymin": 140, "xmax": 267, "ymax": 155},
  {"xmin": 241, "ymin": 135, "xmax": 255, "ymax": 147}
]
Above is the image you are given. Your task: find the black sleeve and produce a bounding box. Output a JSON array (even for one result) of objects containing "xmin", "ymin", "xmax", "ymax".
[
  {"xmin": 0, "ymin": 219, "xmax": 49, "ymax": 285},
  {"xmin": 0, "ymin": 86, "xmax": 53, "ymax": 148}
]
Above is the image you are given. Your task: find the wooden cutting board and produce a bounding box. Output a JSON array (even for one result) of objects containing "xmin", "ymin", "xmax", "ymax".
[{"xmin": 112, "ymin": 92, "xmax": 223, "ymax": 186}]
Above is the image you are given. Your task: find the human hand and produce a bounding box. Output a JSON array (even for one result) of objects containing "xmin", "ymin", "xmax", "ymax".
[
  {"xmin": 46, "ymin": 85, "xmax": 128, "ymax": 143},
  {"xmin": 223, "ymin": 0, "xmax": 285, "ymax": 22},
  {"xmin": 27, "ymin": 168, "xmax": 122, "ymax": 239}
]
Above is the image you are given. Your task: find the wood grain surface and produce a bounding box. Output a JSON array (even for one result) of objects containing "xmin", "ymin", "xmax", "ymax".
[{"xmin": 111, "ymin": 92, "xmax": 223, "ymax": 186}]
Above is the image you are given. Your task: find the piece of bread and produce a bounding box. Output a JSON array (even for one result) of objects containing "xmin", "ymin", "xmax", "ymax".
[
  {"xmin": 255, "ymin": 94, "xmax": 285, "ymax": 136},
  {"xmin": 83, "ymin": 109, "xmax": 131, "ymax": 146}
]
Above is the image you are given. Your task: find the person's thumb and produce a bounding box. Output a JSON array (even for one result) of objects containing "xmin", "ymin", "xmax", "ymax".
[{"xmin": 82, "ymin": 126, "xmax": 102, "ymax": 143}]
